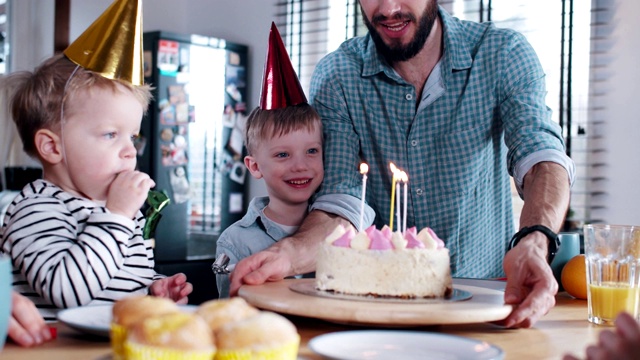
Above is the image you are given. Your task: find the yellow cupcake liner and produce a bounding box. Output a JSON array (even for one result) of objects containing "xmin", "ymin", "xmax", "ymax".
[
  {"xmin": 124, "ymin": 341, "xmax": 216, "ymax": 360},
  {"xmin": 110, "ymin": 323, "xmax": 128, "ymax": 360},
  {"xmin": 214, "ymin": 336, "xmax": 300, "ymax": 360}
]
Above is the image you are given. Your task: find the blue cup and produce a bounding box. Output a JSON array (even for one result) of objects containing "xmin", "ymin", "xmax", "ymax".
[
  {"xmin": 0, "ymin": 255, "xmax": 11, "ymax": 350},
  {"xmin": 550, "ymin": 232, "xmax": 582, "ymax": 289}
]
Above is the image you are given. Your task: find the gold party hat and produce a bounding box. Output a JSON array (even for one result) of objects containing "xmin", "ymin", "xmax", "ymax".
[
  {"xmin": 63, "ymin": 0, "xmax": 143, "ymax": 86},
  {"xmin": 260, "ymin": 22, "xmax": 307, "ymax": 110}
]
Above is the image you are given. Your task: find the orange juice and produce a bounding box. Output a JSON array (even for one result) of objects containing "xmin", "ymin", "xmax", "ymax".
[{"xmin": 588, "ymin": 282, "xmax": 640, "ymax": 323}]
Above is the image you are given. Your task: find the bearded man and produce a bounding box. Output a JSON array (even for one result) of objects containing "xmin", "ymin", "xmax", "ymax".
[{"xmin": 231, "ymin": 0, "xmax": 574, "ymax": 329}]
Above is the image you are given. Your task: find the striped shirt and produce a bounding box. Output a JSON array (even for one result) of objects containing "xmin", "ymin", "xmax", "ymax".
[
  {"xmin": 0, "ymin": 180, "xmax": 164, "ymax": 321},
  {"xmin": 309, "ymin": 7, "xmax": 573, "ymax": 278}
]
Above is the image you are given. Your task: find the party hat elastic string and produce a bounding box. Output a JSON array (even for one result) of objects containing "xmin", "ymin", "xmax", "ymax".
[{"xmin": 57, "ymin": 64, "xmax": 82, "ymax": 170}]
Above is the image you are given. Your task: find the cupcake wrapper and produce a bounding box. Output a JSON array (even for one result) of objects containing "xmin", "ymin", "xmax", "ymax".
[
  {"xmin": 214, "ymin": 336, "xmax": 299, "ymax": 360},
  {"xmin": 110, "ymin": 323, "xmax": 128, "ymax": 360},
  {"xmin": 125, "ymin": 341, "xmax": 216, "ymax": 360}
]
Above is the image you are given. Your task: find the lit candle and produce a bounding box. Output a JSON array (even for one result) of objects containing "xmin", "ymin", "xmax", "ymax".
[
  {"xmin": 396, "ymin": 179, "xmax": 401, "ymax": 232},
  {"xmin": 401, "ymin": 171, "xmax": 408, "ymax": 234},
  {"xmin": 389, "ymin": 163, "xmax": 398, "ymax": 230},
  {"xmin": 359, "ymin": 163, "xmax": 369, "ymax": 232}
]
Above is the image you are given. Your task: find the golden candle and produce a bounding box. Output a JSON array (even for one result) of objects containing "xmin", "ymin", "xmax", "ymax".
[{"xmin": 389, "ymin": 163, "xmax": 398, "ymax": 230}]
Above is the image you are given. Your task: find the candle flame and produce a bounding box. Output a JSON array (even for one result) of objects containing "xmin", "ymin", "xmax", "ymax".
[
  {"xmin": 360, "ymin": 163, "xmax": 369, "ymax": 174},
  {"xmin": 400, "ymin": 171, "xmax": 408, "ymax": 182},
  {"xmin": 389, "ymin": 162, "xmax": 398, "ymax": 174}
]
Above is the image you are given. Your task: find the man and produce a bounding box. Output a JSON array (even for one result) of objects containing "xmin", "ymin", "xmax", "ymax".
[{"xmin": 231, "ymin": 0, "xmax": 573, "ymax": 328}]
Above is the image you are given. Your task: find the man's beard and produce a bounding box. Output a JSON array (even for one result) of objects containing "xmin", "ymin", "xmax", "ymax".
[{"xmin": 362, "ymin": 2, "xmax": 439, "ymax": 62}]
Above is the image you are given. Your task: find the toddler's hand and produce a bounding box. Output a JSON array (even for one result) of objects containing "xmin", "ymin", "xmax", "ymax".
[
  {"xmin": 106, "ymin": 170, "xmax": 155, "ymax": 218},
  {"xmin": 150, "ymin": 273, "xmax": 193, "ymax": 305},
  {"xmin": 564, "ymin": 312, "xmax": 640, "ymax": 360}
]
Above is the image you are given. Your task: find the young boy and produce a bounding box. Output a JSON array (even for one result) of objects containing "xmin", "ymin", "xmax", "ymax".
[
  {"xmin": 0, "ymin": 1, "xmax": 191, "ymax": 321},
  {"xmin": 215, "ymin": 23, "xmax": 323, "ymax": 298}
]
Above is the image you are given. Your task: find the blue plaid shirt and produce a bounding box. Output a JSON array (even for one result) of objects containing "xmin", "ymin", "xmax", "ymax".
[
  {"xmin": 215, "ymin": 197, "xmax": 294, "ymax": 298},
  {"xmin": 309, "ymin": 7, "xmax": 572, "ymax": 278}
]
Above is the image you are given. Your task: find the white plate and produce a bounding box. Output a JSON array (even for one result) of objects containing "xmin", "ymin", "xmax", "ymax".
[
  {"xmin": 57, "ymin": 304, "xmax": 196, "ymax": 338},
  {"xmin": 309, "ymin": 330, "xmax": 504, "ymax": 360},
  {"xmin": 57, "ymin": 305, "xmax": 114, "ymax": 338}
]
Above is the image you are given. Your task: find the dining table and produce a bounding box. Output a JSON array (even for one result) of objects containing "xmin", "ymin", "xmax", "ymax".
[{"xmin": 1, "ymin": 279, "xmax": 605, "ymax": 360}]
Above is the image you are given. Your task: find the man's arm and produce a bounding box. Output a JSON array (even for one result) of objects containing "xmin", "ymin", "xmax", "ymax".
[
  {"xmin": 502, "ymin": 161, "xmax": 571, "ymax": 328},
  {"xmin": 229, "ymin": 210, "xmax": 352, "ymax": 296}
]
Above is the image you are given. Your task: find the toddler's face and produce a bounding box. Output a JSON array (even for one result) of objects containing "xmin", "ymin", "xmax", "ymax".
[
  {"xmin": 250, "ymin": 125, "xmax": 324, "ymax": 206},
  {"xmin": 59, "ymin": 84, "xmax": 144, "ymax": 201}
]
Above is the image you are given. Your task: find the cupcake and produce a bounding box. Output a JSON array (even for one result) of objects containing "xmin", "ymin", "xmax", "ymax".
[
  {"xmin": 215, "ymin": 312, "xmax": 300, "ymax": 360},
  {"xmin": 125, "ymin": 311, "xmax": 216, "ymax": 360},
  {"xmin": 111, "ymin": 295, "xmax": 180, "ymax": 360},
  {"xmin": 195, "ymin": 298, "xmax": 259, "ymax": 334}
]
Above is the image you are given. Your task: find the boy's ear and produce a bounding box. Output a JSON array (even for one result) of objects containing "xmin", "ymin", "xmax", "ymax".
[
  {"xmin": 244, "ymin": 155, "xmax": 263, "ymax": 179},
  {"xmin": 34, "ymin": 129, "xmax": 63, "ymax": 164}
]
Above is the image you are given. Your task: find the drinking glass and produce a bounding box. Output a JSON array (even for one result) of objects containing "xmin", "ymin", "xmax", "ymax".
[
  {"xmin": 551, "ymin": 232, "xmax": 581, "ymax": 289},
  {"xmin": 584, "ymin": 224, "xmax": 640, "ymax": 325},
  {"xmin": 0, "ymin": 254, "xmax": 12, "ymax": 350}
]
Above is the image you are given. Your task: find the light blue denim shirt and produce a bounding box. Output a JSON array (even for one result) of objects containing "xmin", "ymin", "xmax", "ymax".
[{"xmin": 215, "ymin": 196, "xmax": 295, "ymax": 298}]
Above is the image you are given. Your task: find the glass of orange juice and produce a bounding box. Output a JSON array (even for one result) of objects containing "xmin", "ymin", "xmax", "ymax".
[{"xmin": 584, "ymin": 224, "xmax": 640, "ymax": 325}]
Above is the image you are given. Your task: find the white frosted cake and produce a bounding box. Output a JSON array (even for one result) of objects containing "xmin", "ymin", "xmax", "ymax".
[{"xmin": 315, "ymin": 224, "xmax": 452, "ymax": 298}]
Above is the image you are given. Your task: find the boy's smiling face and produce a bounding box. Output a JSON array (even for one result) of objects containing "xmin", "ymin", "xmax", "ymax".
[
  {"xmin": 55, "ymin": 84, "xmax": 144, "ymax": 201},
  {"xmin": 245, "ymin": 125, "xmax": 324, "ymax": 208}
]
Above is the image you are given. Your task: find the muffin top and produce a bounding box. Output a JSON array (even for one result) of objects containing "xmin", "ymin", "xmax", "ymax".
[
  {"xmin": 216, "ymin": 311, "xmax": 298, "ymax": 351},
  {"xmin": 112, "ymin": 295, "xmax": 180, "ymax": 328},
  {"xmin": 195, "ymin": 297, "xmax": 259, "ymax": 332},
  {"xmin": 128, "ymin": 311, "xmax": 216, "ymax": 351}
]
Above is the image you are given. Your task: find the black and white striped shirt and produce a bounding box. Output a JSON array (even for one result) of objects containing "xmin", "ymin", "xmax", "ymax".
[{"xmin": 0, "ymin": 180, "xmax": 164, "ymax": 321}]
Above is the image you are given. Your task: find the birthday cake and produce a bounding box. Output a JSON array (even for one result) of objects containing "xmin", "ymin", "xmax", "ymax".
[{"xmin": 315, "ymin": 224, "xmax": 452, "ymax": 298}]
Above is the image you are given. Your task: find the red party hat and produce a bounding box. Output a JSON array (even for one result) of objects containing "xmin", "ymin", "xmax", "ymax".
[{"xmin": 260, "ymin": 22, "xmax": 307, "ymax": 110}]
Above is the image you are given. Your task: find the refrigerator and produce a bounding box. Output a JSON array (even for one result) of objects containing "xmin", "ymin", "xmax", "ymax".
[{"xmin": 139, "ymin": 31, "xmax": 249, "ymax": 301}]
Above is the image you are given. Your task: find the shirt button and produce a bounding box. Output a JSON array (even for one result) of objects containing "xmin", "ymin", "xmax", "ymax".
[
  {"xmin": 405, "ymin": 93, "xmax": 413, "ymax": 101},
  {"xmin": 416, "ymin": 188, "xmax": 423, "ymax": 196},
  {"xmin": 411, "ymin": 140, "xmax": 418, "ymax": 147}
]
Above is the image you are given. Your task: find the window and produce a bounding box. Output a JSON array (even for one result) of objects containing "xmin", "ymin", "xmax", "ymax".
[
  {"xmin": 277, "ymin": 0, "xmax": 594, "ymax": 231},
  {"xmin": 0, "ymin": 0, "xmax": 8, "ymax": 74}
]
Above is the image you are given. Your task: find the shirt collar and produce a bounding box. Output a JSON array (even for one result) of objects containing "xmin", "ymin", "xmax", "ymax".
[
  {"xmin": 361, "ymin": 6, "xmax": 472, "ymax": 80},
  {"xmin": 236, "ymin": 196, "xmax": 296, "ymax": 240}
]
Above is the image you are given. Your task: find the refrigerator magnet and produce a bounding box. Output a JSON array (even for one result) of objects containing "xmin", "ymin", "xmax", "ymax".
[
  {"xmin": 169, "ymin": 166, "xmax": 190, "ymax": 204},
  {"xmin": 160, "ymin": 128, "xmax": 174, "ymax": 142},
  {"xmin": 229, "ymin": 193, "xmax": 244, "ymax": 213},
  {"xmin": 158, "ymin": 40, "xmax": 180, "ymax": 76},
  {"xmin": 229, "ymin": 162, "xmax": 246, "ymax": 185}
]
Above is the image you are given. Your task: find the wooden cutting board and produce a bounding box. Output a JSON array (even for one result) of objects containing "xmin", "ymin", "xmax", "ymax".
[{"xmin": 239, "ymin": 278, "xmax": 512, "ymax": 326}]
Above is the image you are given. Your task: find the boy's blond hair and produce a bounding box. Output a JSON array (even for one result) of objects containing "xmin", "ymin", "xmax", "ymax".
[
  {"xmin": 244, "ymin": 103, "xmax": 322, "ymax": 155},
  {"xmin": 7, "ymin": 54, "xmax": 153, "ymax": 158}
]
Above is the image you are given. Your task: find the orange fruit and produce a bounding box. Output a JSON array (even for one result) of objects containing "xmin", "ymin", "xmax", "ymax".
[{"xmin": 561, "ymin": 254, "xmax": 588, "ymax": 299}]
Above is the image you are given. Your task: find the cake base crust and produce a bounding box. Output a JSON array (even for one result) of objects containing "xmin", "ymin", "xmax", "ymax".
[{"xmin": 315, "ymin": 243, "xmax": 453, "ymax": 298}]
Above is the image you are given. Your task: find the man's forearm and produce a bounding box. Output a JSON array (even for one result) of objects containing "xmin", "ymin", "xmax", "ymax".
[
  {"xmin": 272, "ymin": 210, "xmax": 351, "ymax": 275},
  {"xmin": 519, "ymin": 161, "xmax": 571, "ymax": 232}
]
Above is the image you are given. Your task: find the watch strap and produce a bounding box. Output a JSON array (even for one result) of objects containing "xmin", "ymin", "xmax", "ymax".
[{"xmin": 508, "ymin": 225, "xmax": 560, "ymax": 264}]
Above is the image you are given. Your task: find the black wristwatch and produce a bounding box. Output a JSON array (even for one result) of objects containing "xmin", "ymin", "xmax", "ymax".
[{"xmin": 508, "ymin": 225, "xmax": 560, "ymax": 264}]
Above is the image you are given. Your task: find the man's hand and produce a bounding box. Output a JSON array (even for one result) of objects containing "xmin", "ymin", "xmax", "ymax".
[
  {"xmin": 229, "ymin": 247, "xmax": 294, "ymax": 296},
  {"xmin": 228, "ymin": 210, "xmax": 347, "ymax": 296},
  {"xmin": 500, "ymin": 232, "xmax": 558, "ymax": 328}
]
